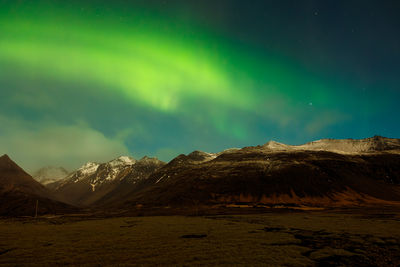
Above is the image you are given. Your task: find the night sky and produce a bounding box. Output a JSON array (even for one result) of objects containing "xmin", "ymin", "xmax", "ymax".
[{"xmin": 1, "ymin": 0, "xmax": 399, "ymax": 172}]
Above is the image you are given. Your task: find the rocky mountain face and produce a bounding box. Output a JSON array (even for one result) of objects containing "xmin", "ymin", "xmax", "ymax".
[
  {"xmin": 32, "ymin": 166, "xmax": 69, "ymax": 185},
  {"xmin": 0, "ymin": 155, "xmax": 49, "ymax": 196},
  {"xmin": 49, "ymin": 156, "xmax": 165, "ymax": 206},
  {"xmin": 0, "ymin": 154, "xmax": 75, "ymax": 216},
  {"xmin": 114, "ymin": 136, "xmax": 400, "ymax": 209},
  {"xmin": 93, "ymin": 156, "xmax": 166, "ymax": 206},
  {"xmin": 3, "ymin": 136, "xmax": 400, "ymax": 215},
  {"xmin": 263, "ymin": 136, "xmax": 400, "ymax": 154}
]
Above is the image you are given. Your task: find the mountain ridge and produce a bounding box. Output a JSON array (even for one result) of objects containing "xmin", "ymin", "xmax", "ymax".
[
  {"xmin": 49, "ymin": 155, "xmax": 165, "ymax": 206},
  {"xmin": 102, "ymin": 136, "xmax": 400, "ymax": 209},
  {"xmin": 3, "ymin": 136, "xmax": 400, "ymax": 213},
  {"xmin": 262, "ymin": 136, "xmax": 400, "ymax": 154}
]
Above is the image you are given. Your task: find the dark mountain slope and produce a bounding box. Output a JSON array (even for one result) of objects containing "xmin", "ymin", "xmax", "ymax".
[
  {"xmin": 50, "ymin": 156, "xmax": 165, "ymax": 207},
  {"xmin": 93, "ymin": 157, "xmax": 166, "ymax": 207},
  {"xmin": 0, "ymin": 154, "xmax": 76, "ymax": 216},
  {"xmin": 115, "ymin": 140, "xmax": 400, "ymax": 208}
]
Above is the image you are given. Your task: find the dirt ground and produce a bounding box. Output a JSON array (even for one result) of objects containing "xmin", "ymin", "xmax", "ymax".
[{"xmin": 0, "ymin": 208, "xmax": 400, "ymax": 266}]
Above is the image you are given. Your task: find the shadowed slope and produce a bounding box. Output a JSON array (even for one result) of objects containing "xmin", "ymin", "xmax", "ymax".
[
  {"xmin": 0, "ymin": 154, "xmax": 76, "ymax": 216},
  {"xmin": 115, "ymin": 137, "xmax": 400, "ymax": 209},
  {"xmin": 50, "ymin": 156, "xmax": 165, "ymax": 207},
  {"xmin": 0, "ymin": 154, "xmax": 50, "ymax": 196},
  {"xmin": 94, "ymin": 157, "xmax": 166, "ymax": 207}
]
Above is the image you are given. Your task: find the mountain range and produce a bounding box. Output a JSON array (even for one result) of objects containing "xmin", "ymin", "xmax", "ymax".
[
  {"xmin": 47, "ymin": 156, "xmax": 165, "ymax": 207},
  {"xmin": 1, "ymin": 136, "xmax": 400, "ymax": 216}
]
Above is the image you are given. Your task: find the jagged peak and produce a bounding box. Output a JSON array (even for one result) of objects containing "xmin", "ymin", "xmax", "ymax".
[
  {"xmin": 79, "ymin": 161, "xmax": 99, "ymax": 168},
  {"xmin": 76, "ymin": 162, "xmax": 100, "ymax": 176},
  {"xmin": 108, "ymin": 156, "xmax": 136, "ymax": 165}
]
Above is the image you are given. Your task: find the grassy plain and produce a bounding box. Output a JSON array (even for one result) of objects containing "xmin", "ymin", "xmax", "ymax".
[{"xmin": 0, "ymin": 208, "xmax": 399, "ymax": 266}]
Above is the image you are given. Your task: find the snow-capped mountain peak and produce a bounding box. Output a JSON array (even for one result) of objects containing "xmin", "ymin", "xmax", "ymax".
[
  {"xmin": 108, "ymin": 156, "xmax": 136, "ymax": 167},
  {"xmin": 32, "ymin": 166, "xmax": 69, "ymax": 185},
  {"xmin": 78, "ymin": 162, "xmax": 100, "ymax": 175},
  {"xmin": 51, "ymin": 155, "xmax": 166, "ymax": 206},
  {"xmin": 62, "ymin": 156, "xmax": 136, "ymax": 187}
]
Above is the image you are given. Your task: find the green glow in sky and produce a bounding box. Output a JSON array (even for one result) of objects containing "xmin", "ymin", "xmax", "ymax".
[
  {"xmin": 0, "ymin": 1, "xmax": 345, "ymax": 117},
  {"xmin": 1, "ymin": 1, "xmax": 397, "ymax": 170},
  {"xmin": 0, "ymin": 2, "xmax": 352, "ymax": 141},
  {"xmin": 0, "ymin": 5, "xmax": 259, "ymax": 113}
]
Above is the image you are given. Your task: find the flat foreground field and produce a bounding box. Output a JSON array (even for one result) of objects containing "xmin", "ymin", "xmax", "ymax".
[{"xmin": 1, "ymin": 209, "xmax": 400, "ymax": 266}]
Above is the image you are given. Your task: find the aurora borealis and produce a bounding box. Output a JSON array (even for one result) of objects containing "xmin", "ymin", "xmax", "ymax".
[{"xmin": 1, "ymin": 0, "xmax": 399, "ymax": 171}]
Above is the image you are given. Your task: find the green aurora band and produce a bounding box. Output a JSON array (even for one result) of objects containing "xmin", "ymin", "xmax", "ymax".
[
  {"xmin": 1, "ymin": 0, "xmax": 395, "ymax": 166},
  {"xmin": 0, "ymin": 2, "xmax": 342, "ymax": 115}
]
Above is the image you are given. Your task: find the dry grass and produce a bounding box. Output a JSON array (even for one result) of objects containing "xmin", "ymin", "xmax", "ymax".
[{"xmin": 0, "ymin": 209, "xmax": 399, "ymax": 266}]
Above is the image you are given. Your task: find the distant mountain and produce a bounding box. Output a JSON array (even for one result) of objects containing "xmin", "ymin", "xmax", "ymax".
[
  {"xmin": 32, "ymin": 166, "xmax": 69, "ymax": 185},
  {"xmin": 0, "ymin": 154, "xmax": 76, "ymax": 216},
  {"xmin": 112, "ymin": 136, "xmax": 400, "ymax": 209},
  {"xmin": 49, "ymin": 156, "xmax": 165, "ymax": 206},
  {"xmin": 262, "ymin": 136, "xmax": 400, "ymax": 153}
]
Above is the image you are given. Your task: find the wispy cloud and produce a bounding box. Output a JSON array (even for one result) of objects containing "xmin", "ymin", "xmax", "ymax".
[{"xmin": 0, "ymin": 115, "xmax": 129, "ymax": 173}]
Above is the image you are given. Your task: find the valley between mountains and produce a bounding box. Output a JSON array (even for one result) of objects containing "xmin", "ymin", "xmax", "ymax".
[{"xmin": 1, "ymin": 136, "xmax": 400, "ymax": 216}]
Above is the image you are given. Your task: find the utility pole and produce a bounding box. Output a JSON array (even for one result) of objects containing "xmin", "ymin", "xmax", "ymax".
[{"xmin": 35, "ymin": 200, "xmax": 38, "ymax": 218}]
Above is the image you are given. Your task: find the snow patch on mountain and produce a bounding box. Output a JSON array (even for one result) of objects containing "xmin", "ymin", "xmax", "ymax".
[
  {"xmin": 262, "ymin": 136, "xmax": 400, "ymax": 154},
  {"xmin": 32, "ymin": 166, "xmax": 69, "ymax": 185},
  {"xmin": 108, "ymin": 156, "xmax": 136, "ymax": 167},
  {"xmin": 54, "ymin": 155, "xmax": 165, "ymax": 193},
  {"xmin": 78, "ymin": 162, "xmax": 99, "ymax": 176}
]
